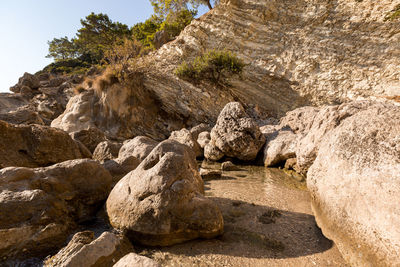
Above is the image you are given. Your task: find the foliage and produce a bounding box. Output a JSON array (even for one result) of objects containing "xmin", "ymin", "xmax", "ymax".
[
  {"xmin": 384, "ymin": 4, "xmax": 400, "ymax": 21},
  {"xmin": 40, "ymin": 58, "xmax": 92, "ymax": 75},
  {"xmin": 150, "ymin": 0, "xmax": 216, "ymax": 18},
  {"xmin": 175, "ymin": 50, "xmax": 245, "ymax": 85},
  {"xmin": 46, "ymin": 13, "xmax": 131, "ymax": 64},
  {"xmin": 132, "ymin": 15, "xmax": 163, "ymax": 48},
  {"xmin": 46, "ymin": 37, "xmax": 79, "ymax": 60},
  {"xmin": 104, "ymin": 38, "xmax": 144, "ymax": 79},
  {"xmin": 132, "ymin": 9, "xmax": 195, "ymax": 49}
]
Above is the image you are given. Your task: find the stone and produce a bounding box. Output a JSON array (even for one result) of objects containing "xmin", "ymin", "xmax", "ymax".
[
  {"xmin": 106, "ymin": 140, "xmax": 224, "ymax": 246},
  {"xmin": 44, "ymin": 231, "xmax": 133, "ymax": 267},
  {"xmin": 169, "ymin": 128, "xmax": 202, "ymax": 158},
  {"xmin": 307, "ymin": 101, "xmax": 400, "ymax": 267},
  {"xmin": 262, "ymin": 128, "xmax": 297, "ymax": 167},
  {"xmin": 93, "ymin": 141, "xmax": 123, "ymax": 162},
  {"xmin": 295, "ymin": 101, "xmax": 379, "ymax": 174},
  {"xmin": 205, "ymin": 102, "xmax": 265, "ymax": 161},
  {"xmin": 102, "ymin": 156, "xmax": 140, "ymax": 184},
  {"xmin": 199, "ymin": 168, "xmax": 222, "ymax": 180},
  {"xmin": 118, "ymin": 136, "xmax": 158, "ymax": 162},
  {"xmin": 0, "ymin": 120, "xmax": 88, "ymax": 168},
  {"xmin": 18, "ymin": 72, "xmax": 40, "ymax": 90},
  {"xmin": 279, "ymin": 106, "xmax": 320, "ymax": 135},
  {"xmin": 48, "ymin": 77, "xmax": 66, "ymax": 88},
  {"xmin": 197, "ymin": 131, "xmax": 210, "ymax": 149},
  {"xmin": 284, "ymin": 158, "xmax": 300, "ymax": 173},
  {"xmin": 0, "ymin": 159, "xmax": 112, "ymax": 259},
  {"xmin": 221, "ymin": 161, "xmax": 241, "ymax": 171},
  {"xmin": 204, "ymin": 142, "xmax": 224, "ymax": 161},
  {"xmin": 0, "ymin": 106, "xmax": 44, "ymax": 125},
  {"xmin": 190, "ymin": 123, "xmax": 211, "ymax": 141},
  {"xmin": 113, "ymin": 253, "xmax": 160, "ymax": 267},
  {"xmin": 70, "ymin": 127, "xmax": 106, "ymax": 153}
]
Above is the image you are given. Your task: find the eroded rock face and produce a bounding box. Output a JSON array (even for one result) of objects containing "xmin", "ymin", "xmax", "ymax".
[
  {"xmin": 295, "ymin": 101, "xmax": 381, "ymax": 173},
  {"xmin": 205, "ymin": 102, "xmax": 265, "ymax": 161},
  {"xmin": 307, "ymin": 102, "xmax": 400, "ymax": 267},
  {"xmin": 0, "ymin": 120, "xmax": 88, "ymax": 168},
  {"xmin": 169, "ymin": 128, "xmax": 202, "ymax": 158},
  {"xmin": 106, "ymin": 140, "xmax": 223, "ymax": 246},
  {"xmin": 118, "ymin": 136, "xmax": 158, "ymax": 162},
  {"xmin": 113, "ymin": 253, "xmax": 160, "ymax": 267},
  {"xmin": 44, "ymin": 231, "xmax": 133, "ymax": 267},
  {"xmin": 0, "ymin": 159, "xmax": 112, "ymax": 259}
]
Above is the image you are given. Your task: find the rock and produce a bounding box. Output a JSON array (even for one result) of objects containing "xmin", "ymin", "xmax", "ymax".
[
  {"xmin": 48, "ymin": 77, "xmax": 66, "ymax": 88},
  {"xmin": 106, "ymin": 140, "xmax": 224, "ymax": 246},
  {"xmin": 205, "ymin": 102, "xmax": 265, "ymax": 161},
  {"xmin": 169, "ymin": 128, "xmax": 202, "ymax": 158},
  {"xmin": 295, "ymin": 101, "xmax": 378, "ymax": 174},
  {"xmin": 18, "ymin": 72, "xmax": 40, "ymax": 90},
  {"xmin": 102, "ymin": 156, "xmax": 140, "ymax": 184},
  {"xmin": 204, "ymin": 142, "xmax": 224, "ymax": 161},
  {"xmin": 307, "ymin": 102, "xmax": 400, "ymax": 267},
  {"xmin": 0, "ymin": 159, "xmax": 112, "ymax": 259},
  {"xmin": 70, "ymin": 127, "xmax": 106, "ymax": 153},
  {"xmin": 37, "ymin": 73, "xmax": 50, "ymax": 81},
  {"xmin": 118, "ymin": 136, "xmax": 158, "ymax": 162},
  {"xmin": 284, "ymin": 158, "xmax": 300, "ymax": 173},
  {"xmin": 190, "ymin": 123, "xmax": 211, "ymax": 141},
  {"xmin": 199, "ymin": 168, "xmax": 222, "ymax": 180},
  {"xmin": 44, "ymin": 231, "xmax": 133, "ymax": 267},
  {"xmin": 0, "ymin": 93, "xmax": 44, "ymax": 125},
  {"xmin": 221, "ymin": 161, "xmax": 241, "ymax": 171},
  {"xmin": 197, "ymin": 131, "xmax": 211, "ymax": 149},
  {"xmin": 93, "ymin": 141, "xmax": 123, "ymax": 162},
  {"xmin": 153, "ymin": 30, "xmax": 170, "ymax": 49},
  {"xmin": 0, "ymin": 120, "xmax": 88, "ymax": 168},
  {"xmin": 51, "ymin": 90, "xmax": 98, "ymax": 133},
  {"xmin": 262, "ymin": 128, "xmax": 297, "ymax": 167},
  {"xmin": 279, "ymin": 106, "xmax": 320, "ymax": 135},
  {"xmin": 20, "ymin": 85, "xmax": 33, "ymax": 96},
  {"xmin": 0, "ymin": 106, "xmax": 44, "ymax": 125},
  {"xmin": 113, "ymin": 253, "xmax": 160, "ymax": 267}
]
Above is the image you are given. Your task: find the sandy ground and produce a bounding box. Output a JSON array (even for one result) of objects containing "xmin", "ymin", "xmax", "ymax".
[{"xmin": 137, "ymin": 163, "xmax": 348, "ymax": 267}]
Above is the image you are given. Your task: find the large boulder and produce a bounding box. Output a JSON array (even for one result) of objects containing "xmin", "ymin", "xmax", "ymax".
[
  {"xmin": 295, "ymin": 101, "xmax": 380, "ymax": 174},
  {"xmin": 205, "ymin": 102, "xmax": 265, "ymax": 161},
  {"xmin": 10, "ymin": 72, "xmax": 40, "ymax": 93},
  {"xmin": 169, "ymin": 128, "xmax": 202, "ymax": 158},
  {"xmin": 113, "ymin": 253, "xmax": 160, "ymax": 267},
  {"xmin": 44, "ymin": 231, "xmax": 133, "ymax": 267},
  {"xmin": 0, "ymin": 159, "xmax": 112, "ymax": 259},
  {"xmin": 0, "ymin": 120, "xmax": 88, "ymax": 168},
  {"xmin": 118, "ymin": 136, "xmax": 158, "ymax": 162},
  {"xmin": 307, "ymin": 102, "xmax": 400, "ymax": 267},
  {"xmin": 262, "ymin": 128, "xmax": 297, "ymax": 167},
  {"xmin": 0, "ymin": 93, "xmax": 44, "ymax": 125},
  {"xmin": 106, "ymin": 140, "xmax": 223, "ymax": 246}
]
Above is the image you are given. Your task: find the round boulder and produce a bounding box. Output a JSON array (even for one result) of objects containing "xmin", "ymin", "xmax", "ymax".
[{"xmin": 106, "ymin": 140, "xmax": 223, "ymax": 246}]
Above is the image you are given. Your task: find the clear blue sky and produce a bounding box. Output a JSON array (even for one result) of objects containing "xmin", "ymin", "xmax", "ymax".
[{"xmin": 0, "ymin": 1, "xmax": 208, "ymax": 92}]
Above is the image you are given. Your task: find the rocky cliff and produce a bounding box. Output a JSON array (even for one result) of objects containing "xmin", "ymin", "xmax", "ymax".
[{"xmin": 52, "ymin": 0, "xmax": 400, "ymax": 139}]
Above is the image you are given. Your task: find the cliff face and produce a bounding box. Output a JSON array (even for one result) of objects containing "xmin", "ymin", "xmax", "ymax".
[{"xmin": 53, "ymin": 0, "xmax": 400, "ymax": 138}]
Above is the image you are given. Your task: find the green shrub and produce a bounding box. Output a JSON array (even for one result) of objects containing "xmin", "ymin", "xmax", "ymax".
[
  {"xmin": 384, "ymin": 4, "xmax": 400, "ymax": 21},
  {"xmin": 175, "ymin": 50, "xmax": 245, "ymax": 86},
  {"xmin": 40, "ymin": 58, "xmax": 92, "ymax": 75}
]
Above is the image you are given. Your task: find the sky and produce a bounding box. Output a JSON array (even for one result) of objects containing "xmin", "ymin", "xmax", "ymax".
[{"xmin": 0, "ymin": 1, "xmax": 208, "ymax": 92}]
